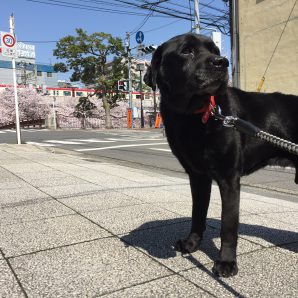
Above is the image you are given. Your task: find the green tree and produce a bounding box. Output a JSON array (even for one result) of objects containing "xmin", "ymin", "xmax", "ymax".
[
  {"xmin": 73, "ymin": 96, "xmax": 96, "ymax": 129},
  {"xmin": 53, "ymin": 28, "xmax": 126, "ymax": 128}
]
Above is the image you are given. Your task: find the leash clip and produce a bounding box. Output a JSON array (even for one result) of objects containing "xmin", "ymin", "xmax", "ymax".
[{"xmin": 223, "ymin": 116, "xmax": 238, "ymax": 128}]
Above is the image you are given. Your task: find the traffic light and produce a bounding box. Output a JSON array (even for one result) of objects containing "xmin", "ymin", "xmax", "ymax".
[
  {"xmin": 118, "ymin": 80, "xmax": 129, "ymax": 91},
  {"xmin": 141, "ymin": 45, "xmax": 157, "ymax": 54}
]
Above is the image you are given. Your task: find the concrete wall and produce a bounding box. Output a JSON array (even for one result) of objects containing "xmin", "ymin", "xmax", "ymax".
[{"xmin": 238, "ymin": 0, "xmax": 298, "ymax": 94}]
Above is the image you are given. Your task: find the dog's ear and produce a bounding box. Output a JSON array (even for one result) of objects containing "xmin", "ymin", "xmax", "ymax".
[{"xmin": 144, "ymin": 46, "xmax": 162, "ymax": 91}]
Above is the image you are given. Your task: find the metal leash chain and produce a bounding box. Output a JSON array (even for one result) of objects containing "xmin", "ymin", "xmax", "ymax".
[
  {"xmin": 212, "ymin": 109, "xmax": 298, "ymax": 156},
  {"xmin": 256, "ymin": 130, "xmax": 298, "ymax": 155}
]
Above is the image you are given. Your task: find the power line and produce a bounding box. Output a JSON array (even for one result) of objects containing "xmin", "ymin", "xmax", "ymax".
[
  {"xmin": 143, "ymin": 19, "xmax": 182, "ymax": 33},
  {"xmin": 25, "ymin": 0, "xmax": 230, "ymax": 33}
]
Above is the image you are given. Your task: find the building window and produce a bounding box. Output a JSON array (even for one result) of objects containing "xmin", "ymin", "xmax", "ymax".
[
  {"xmin": 37, "ymin": 71, "xmax": 42, "ymax": 76},
  {"xmin": 63, "ymin": 91, "xmax": 71, "ymax": 96},
  {"xmin": 47, "ymin": 72, "xmax": 52, "ymax": 77},
  {"xmin": 76, "ymin": 92, "xmax": 83, "ymax": 96},
  {"xmin": 136, "ymin": 94, "xmax": 141, "ymax": 99}
]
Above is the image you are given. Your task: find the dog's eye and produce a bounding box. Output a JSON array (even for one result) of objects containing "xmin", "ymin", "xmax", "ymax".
[{"xmin": 181, "ymin": 47, "xmax": 194, "ymax": 55}]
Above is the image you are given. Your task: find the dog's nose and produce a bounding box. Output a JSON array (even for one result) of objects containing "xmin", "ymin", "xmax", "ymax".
[{"xmin": 209, "ymin": 56, "xmax": 229, "ymax": 68}]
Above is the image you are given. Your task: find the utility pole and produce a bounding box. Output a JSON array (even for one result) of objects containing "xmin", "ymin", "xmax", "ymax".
[
  {"xmin": 136, "ymin": 63, "xmax": 145, "ymax": 128},
  {"xmin": 125, "ymin": 32, "xmax": 133, "ymax": 128},
  {"xmin": 125, "ymin": 32, "xmax": 133, "ymax": 110},
  {"xmin": 231, "ymin": 0, "xmax": 240, "ymax": 88},
  {"xmin": 194, "ymin": 0, "xmax": 200, "ymax": 34},
  {"xmin": 10, "ymin": 14, "xmax": 22, "ymax": 144}
]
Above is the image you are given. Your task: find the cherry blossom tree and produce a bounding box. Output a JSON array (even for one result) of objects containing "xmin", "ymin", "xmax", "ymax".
[{"xmin": 0, "ymin": 88, "xmax": 50, "ymax": 126}]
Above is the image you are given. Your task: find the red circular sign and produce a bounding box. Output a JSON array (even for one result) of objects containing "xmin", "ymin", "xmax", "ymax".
[{"xmin": 2, "ymin": 34, "xmax": 16, "ymax": 47}]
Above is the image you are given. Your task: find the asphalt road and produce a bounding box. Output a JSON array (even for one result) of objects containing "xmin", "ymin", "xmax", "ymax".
[{"xmin": 1, "ymin": 127, "xmax": 297, "ymax": 202}]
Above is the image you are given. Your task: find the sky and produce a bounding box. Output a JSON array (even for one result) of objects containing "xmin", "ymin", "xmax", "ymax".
[{"xmin": 0, "ymin": 0, "xmax": 231, "ymax": 82}]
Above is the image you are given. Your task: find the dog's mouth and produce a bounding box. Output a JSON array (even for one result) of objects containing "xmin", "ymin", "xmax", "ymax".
[{"xmin": 189, "ymin": 69, "xmax": 228, "ymax": 96}]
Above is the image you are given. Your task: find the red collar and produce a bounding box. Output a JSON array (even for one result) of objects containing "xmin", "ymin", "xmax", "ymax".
[{"xmin": 194, "ymin": 95, "xmax": 216, "ymax": 124}]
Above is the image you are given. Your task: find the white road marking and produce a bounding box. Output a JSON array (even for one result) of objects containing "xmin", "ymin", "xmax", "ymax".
[
  {"xmin": 105, "ymin": 138, "xmax": 165, "ymax": 142},
  {"xmin": 26, "ymin": 142, "xmax": 55, "ymax": 147},
  {"xmin": 24, "ymin": 129, "xmax": 50, "ymax": 132},
  {"xmin": 69, "ymin": 139, "xmax": 115, "ymax": 143},
  {"xmin": 75, "ymin": 142, "xmax": 168, "ymax": 152},
  {"xmin": 3, "ymin": 129, "xmax": 16, "ymax": 133},
  {"xmin": 0, "ymin": 131, "xmax": 6, "ymax": 134},
  {"xmin": 150, "ymin": 148, "xmax": 171, "ymax": 152},
  {"xmin": 44, "ymin": 140, "xmax": 85, "ymax": 145}
]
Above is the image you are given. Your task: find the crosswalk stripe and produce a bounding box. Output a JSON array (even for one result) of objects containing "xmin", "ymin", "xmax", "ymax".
[
  {"xmin": 69, "ymin": 139, "xmax": 115, "ymax": 143},
  {"xmin": 26, "ymin": 142, "xmax": 56, "ymax": 147},
  {"xmin": 150, "ymin": 148, "xmax": 171, "ymax": 152},
  {"xmin": 75, "ymin": 142, "xmax": 168, "ymax": 152},
  {"xmin": 3, "ymin": 129, "xmax": 16, "ymax": 133},
  {"xmin": 105, "ymin": 138, "xmax": 165, "ymax": 142},
  {"xmin": 44, "ymin": 140, "xmax": 85, "ymax": 145}
]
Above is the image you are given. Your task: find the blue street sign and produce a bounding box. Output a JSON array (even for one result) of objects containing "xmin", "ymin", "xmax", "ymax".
[{"xmin": 136, "ymin": 31, "xmax": 144, "ymax": 44}]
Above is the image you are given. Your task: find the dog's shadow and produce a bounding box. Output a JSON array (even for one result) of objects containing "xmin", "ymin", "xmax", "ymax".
[
  {"xmin": 121, "ymin": 217, "xmax": 298, "ymax": 261},
  {"xmin": 121, "ymin": 218, "xmax": 297, "ymax": 297}
]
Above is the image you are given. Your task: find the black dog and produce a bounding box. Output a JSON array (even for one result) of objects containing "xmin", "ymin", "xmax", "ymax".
[{"xmin": 144, "ymin": 33, "xmax": 298, "ymax": 277}]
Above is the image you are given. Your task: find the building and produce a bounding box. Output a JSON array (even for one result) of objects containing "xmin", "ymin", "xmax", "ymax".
[
  {"xmin": 0, "ymin": 42, "xmax": 58, "ymax": 88},
  {"xmin": 231, "ymin": 0, "xmax": 298, "ymax": 94}
]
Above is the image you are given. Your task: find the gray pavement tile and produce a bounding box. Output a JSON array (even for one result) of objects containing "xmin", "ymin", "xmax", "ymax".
[
  {"xmin": 160, "ymin": 184, "xmax": 192, "ymax": 197},
  {"xmin": 83, "ymin": 204, "xmax": 185, "ymax": 235},
  {"xmin": 44, "ymin": 163, "xmax": 87, "ymax": 174},
  {"xmin": 0, "ymin": 199, "xmax": 75, "ymax": 226},
  {"xmin": 242, "ymin": 169, "xmax": 292, "ymax": 184},
  {"xmin": 26, "ymin": 176, "xmax": 88, "ymax": 188},
  {"xmin": 65, "ymin": 169, "xmax": 141, "ymax": 189},
  {"xmin": 239, "ymin": 197, "xmax": 295, "ymax": 214},
  {"xmin": 14, "ymin": 170, "xmax": 69, "ymax": 181},
  {"xmin": 181, "ymin": 247, "xmax": 298, "ymax": 298},
  {"xmin": 0, "ymin": 187, "xmax": 50, "ymax": 208},
  {"xmin": 1, "ymin": 163, "xmax": 53, "ymax": 173},
  {"xmin": 0, "ymin": 214, "xmax": 111, "ymax": 257},
  {"xmin": 0, "ymin": 168, "xmax": 19, "ymax": 179},
  {"xmin": 59, "ymin": 191, "xmax": 142, "ymax": 212},
  {"xmin": 155, "ymin": 201, "xmax": 223, "ymax": 219},
  {"xmin": 229, "ymin": 214, "xmax": 298, "ymax": 248},
  {"xmin": 39, "ymin": 183, "xmax": 104, "ymax": 198},
  {"xmin": 0, "ymin": 260, "xmax": 26, "ymax": 298},
  {"xmin": 274, "ymin": 242, "xmax": 298, "ymax": 257},
  {"xmin": 102, "ymin": 170, "xmax": 179, "ymax": 186},
  {"xmin": 0, "ymin": 180, "xmax": 29, "ymax": 190},
  {"xmin": 10, "ymin": 238, "xmax": 171, "ymax": 297},
  {"xmin": 121, "ymin": 221, "xmax": 262, "ymax": 273},
  {"xmin": 240, "ymin": 191, "xmax": 298, "ymax": 210},
  {"xmin": 101, "ymin": 275, "xmax": 212, "ymax": 297},
  {"xmin": 260, "ymin": 211, "xmax": 298, "ymax": 226},
  {"xmin": 119, "ymin": 187, "xmax": 189, "ymax": 203}
]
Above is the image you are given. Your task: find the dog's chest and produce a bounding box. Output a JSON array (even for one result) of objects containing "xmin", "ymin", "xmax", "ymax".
[{"xmin": 165, "ymin": 123, "xmax": 216, "ymax": 173}]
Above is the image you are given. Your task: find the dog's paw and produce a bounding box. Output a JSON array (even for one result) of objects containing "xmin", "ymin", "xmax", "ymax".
[
  {"xmin": 212, "ymin": 260, "xmax": 238, "ymax": 277},
  {"xmin": 175, "ymin": 233, "xmax": 202, "ymax": 253}
]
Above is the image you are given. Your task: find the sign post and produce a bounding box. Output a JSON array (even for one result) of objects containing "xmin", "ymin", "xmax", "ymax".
[{"xmin": 1, "ymin": 15, "xmax": 21, "ymax": 144}]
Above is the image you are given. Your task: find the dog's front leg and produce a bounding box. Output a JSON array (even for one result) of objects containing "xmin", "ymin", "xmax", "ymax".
[
  {"xmin": 213, "ymin": 176, "xmax": 240, "ymax": 277},
  {"xmin": 175, "ymin": 173, "xmax": 212, "ymax": 253}
]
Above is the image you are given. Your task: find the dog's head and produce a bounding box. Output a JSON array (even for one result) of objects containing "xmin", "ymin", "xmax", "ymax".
[{"xmin": 144, "ymin": 33, "xmax": 229, "ymax": 113}]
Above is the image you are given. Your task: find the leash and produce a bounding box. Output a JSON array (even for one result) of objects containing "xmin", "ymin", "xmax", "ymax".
[{"xmin": 196, "ymin": 96, "xmax": 298, "ymax": 156}]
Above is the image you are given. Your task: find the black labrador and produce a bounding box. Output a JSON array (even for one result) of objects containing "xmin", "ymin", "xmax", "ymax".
[{"xmin": 144, "ymin": 33, "xmax": 298, "ymax": 277}]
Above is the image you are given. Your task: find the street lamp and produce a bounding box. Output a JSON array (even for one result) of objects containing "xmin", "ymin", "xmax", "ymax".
[{"xmin": 136, "ymin": 63, "xmax": 145, "ymax": 128}]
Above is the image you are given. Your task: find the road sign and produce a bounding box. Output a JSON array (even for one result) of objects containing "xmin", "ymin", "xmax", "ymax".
[
  {"xmin": 136, "ymin": 31, "xmax": 144, "ymax": 44},
  {"xmin": 118, "ymin": 80, "xmax": 129, "ymax": 91},
  {"xmin": 0, "ymin": 31, "xmax": 17, "ymax": 58}
]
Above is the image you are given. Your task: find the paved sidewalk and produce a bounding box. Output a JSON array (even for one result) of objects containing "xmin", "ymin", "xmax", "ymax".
[{"xmin": 0, "ymin": 144, "xmax": 297, "ymax": 298}]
